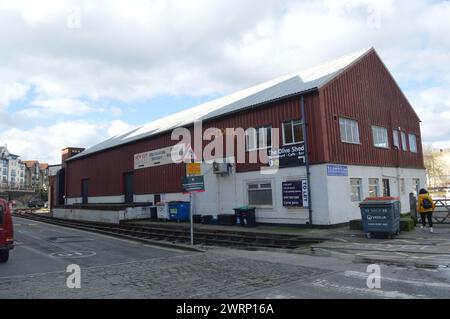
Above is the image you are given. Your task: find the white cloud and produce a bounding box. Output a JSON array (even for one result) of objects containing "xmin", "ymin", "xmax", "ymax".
[
  {"xmin": 0, "ymin": 0, "xmax": 450, "ymax": 149},
  {"xmin": 0, "ymin": 120, "xmax": 133, "ymax": 164},
  {"xmin": 0, "ymin": 81, "xmax": 29, "ymax": 108},
  {"xmin": 28, "ymin": 98, "xmax": 93, "ymax": 116},
  {"xmin": 107, "ymin": 120, "xmax": 135, "ymax": 138}
]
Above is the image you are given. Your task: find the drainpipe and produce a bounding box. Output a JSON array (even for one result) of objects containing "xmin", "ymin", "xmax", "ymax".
[{"xmin": 301, "ymin": 95, "xmax": 313, "ymax": 225}]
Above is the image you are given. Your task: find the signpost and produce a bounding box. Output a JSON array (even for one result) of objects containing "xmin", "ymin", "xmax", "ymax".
[
  {"xmin": 186, "ymin": 162, "xmax": 201, "ymax": 177},
  {"xmin": 183, "ymin": 162, "xmax": 204, "ymax": 246},
  {"xmin": 182, "ymin": 176, "xmax": 205, "ymax": 193}
]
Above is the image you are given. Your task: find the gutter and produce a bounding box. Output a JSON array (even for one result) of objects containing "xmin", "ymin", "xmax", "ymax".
[{"xmin": 301, "ymin": 95, "xmax": 313, "ymax": 225}]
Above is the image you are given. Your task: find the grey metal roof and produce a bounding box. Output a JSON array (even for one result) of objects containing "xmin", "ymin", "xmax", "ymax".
[{"xmin": 69, "ymin": 48, "xmax": 373, "ymax": 161}]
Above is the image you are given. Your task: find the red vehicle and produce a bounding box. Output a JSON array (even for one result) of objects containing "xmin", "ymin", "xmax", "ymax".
[{"xmin": 0, "ymin": 199, "xmax": 14, "ymax": 263}]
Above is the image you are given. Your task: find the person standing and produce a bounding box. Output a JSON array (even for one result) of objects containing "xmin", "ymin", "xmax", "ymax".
[{"xmin": 417, "ymin": 189, "xmax": 436, "ymax": 233}]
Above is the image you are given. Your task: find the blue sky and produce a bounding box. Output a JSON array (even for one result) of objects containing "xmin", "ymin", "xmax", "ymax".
[{"xmin": 1, "ymin": 0, "xmax": 450, "ymax": 163}]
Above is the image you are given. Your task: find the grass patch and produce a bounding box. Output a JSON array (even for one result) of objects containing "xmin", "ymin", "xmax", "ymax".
[
  {"xmin": 349, "ymin": 219, "xmax": 362, "ymax": 231},
  {"xmin": 400, "ymin": 217, "xmax": 415, "ymax": 232}
]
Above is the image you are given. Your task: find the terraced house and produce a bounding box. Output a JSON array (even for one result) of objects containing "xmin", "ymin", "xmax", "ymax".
[{"xmin": 0, "ymin": 146, "xmax": 26, "ymax": 189}]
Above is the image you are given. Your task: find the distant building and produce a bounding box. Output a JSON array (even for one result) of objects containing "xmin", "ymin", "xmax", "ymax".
[
  {"xmin": 22, "ymin": 160, "xmax": 50, "ymax": 190},
  {"xmin": 0, "ymin": 146, "xmax": 26, "ymax": 189}
]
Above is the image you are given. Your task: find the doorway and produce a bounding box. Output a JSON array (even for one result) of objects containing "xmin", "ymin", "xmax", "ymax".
[
  {"xmin": 382, "ymin": 179, "xmax": 391, "ymax": 197},
  {"xmin": 81, "ymin": 179, "xmax": 89, "ymax": 204},
  {"xmin": 124, "ymin": 172, "xmax": 134, "ymax": 204}
]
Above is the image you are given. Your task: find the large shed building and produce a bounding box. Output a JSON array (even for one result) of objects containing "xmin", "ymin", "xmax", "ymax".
[{"xmin": 53, "ymin": 48, "xmax": 426, "ymax": 225}]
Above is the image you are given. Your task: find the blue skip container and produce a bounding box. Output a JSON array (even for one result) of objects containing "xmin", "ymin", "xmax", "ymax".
[{"xmin": 168, "ymin": 201, "xmax": 190, "ymax": 222}]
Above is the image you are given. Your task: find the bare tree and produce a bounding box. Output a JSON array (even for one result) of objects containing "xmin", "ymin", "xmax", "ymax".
[{"xmin": 424, "ymin": 145, "xmax": 449, "ymax": 187}]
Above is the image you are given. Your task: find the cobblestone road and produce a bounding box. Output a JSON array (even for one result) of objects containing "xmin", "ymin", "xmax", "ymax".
[{"xmin": 0, "ymin": 251, "xmax": 329, "ymax": 298}]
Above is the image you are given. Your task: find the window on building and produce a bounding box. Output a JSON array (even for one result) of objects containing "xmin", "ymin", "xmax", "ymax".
[
  {"xmin": 350, "ymin": 179, "xmax": 362, "ymax": 202},
  {"xmin": 393, "ymin": 130, "xmax": 400, "ymax": 149},
  {"xmin": 401, "ymin": 131, "xmax": 408, "ymax": 151},
  {"xmin": 339, "ymin": 118, "xmax": 360, "ymax": 144},
  {"xmin": 282, "ymin": 120, "xmax": 303, "ymax": 145},
  {"xmin": 372, "ymin": 126, "xmax": 389, "ymax": 148},
  {"xmin": 247, "ymin": 182, "xmax": 273, "ymax": 207},
  {"xmin": 382, "ymin": 179, "xmax": 391, "ymax": 197},
  {"xmin": 400, "ymin": 178, "xmax": 405, "ymax": 194},
  {"xmin": 409, "ymin": 134, "xmax": 417, "ymax": 153},
  {"xmin": 246, "ymin": 126, "xmax": 272, "ymax": 151},
  {"xmin": 369, "ymin": 178, "xmax": 379, "ymax": 197},
  {"xmin": 413, "ymin": 178, "xmax": 420, "ymax": 195}
]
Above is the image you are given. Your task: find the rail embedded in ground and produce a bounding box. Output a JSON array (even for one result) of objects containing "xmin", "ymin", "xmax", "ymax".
[{"xmin": 12, "ymin": 210, "xmax": 326, "ymax": 251}]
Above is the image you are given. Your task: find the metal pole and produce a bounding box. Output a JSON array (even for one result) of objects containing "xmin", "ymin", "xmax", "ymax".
[
  {"xmin": 190, "ymin": 192, "xmax": 194, "ymax": 246},
  {"xmin": 301, "ymin": 95, "xmax": 313, "ymax": 225}
]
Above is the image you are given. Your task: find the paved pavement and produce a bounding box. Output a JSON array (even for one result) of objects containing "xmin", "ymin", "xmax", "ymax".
[
  {"xmin": 310, "ymin": 225, "xmax": 450, "ymax": 268},
  {"xmin": 1, "ymin": 216, "xmax": 450, "ymax": 299}
]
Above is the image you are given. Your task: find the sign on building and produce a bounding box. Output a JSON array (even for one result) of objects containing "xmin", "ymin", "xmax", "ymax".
[
  {"xmin": 327, "ymin": 164, "xmax": 348, "ymax": 177},
  {"xmin": 182, "ymin": 176, "xmax": 205, "ymax": 193},
  {"xmin": 186, "ymin": 162, "xmax": 201, "ymax": 176},
  {"xmin": 134, "ymin": 144, "xmax": 186, "ymax": 170},
  {"xmin": 269, "ymin": 142, "xmax": 306, "ymax": 168},
  {"xmin": 282, "ymin": 180, "xmax": 309, "ymax": 207}
]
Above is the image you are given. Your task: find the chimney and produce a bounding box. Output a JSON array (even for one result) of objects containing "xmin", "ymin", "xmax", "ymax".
[{"xmin": 61, "ymin": 147, "xmax": 85, "ymax": 167}]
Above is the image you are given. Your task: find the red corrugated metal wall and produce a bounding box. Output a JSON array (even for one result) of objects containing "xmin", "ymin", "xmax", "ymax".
[
  {"xmin": 319, "ymin": 50, "xmax": 424, "ymax": 169},
  {"xmin": 66, "ymin": 94, "xmax": 324, "ymax": 198},
  {"xmin": 66, "ymin": 50, "xmax": 424, "ymax": 199}
]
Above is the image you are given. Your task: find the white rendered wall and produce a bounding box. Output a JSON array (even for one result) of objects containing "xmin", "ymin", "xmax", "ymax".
[
  {"xmin": 324, "ymin": 164, "xmax": 426, "ymax": 225},
  {"xmin": 194, "ymin": 162, "xmax": 313, "ymax": 224},
  {"xmin": 53, "ymin": 208, "xmax": 125, "ymax": 224},
  {"xmin": 62, "ymin": 163, "xmax": 426, "ymax": 226}
]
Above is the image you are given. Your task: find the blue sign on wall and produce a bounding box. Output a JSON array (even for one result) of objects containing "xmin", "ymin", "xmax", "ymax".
[
  {"xmin": 282, "ymin": 180, "xmax": 309, "ymax": 207},
  {"xmin": 327, "ymin": 164, "xmax": 348, "ymax": 177},
  {"xmin": 282, "ymin": 181, "xmax": 302, "ymax": 207}
]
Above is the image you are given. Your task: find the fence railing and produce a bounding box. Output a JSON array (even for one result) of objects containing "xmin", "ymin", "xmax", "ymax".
[
  {"xmin": 433, "ymin": 198, "xmax": 450, "ymax": 224},
  {"xmin": 410, "ymin": 194, "xmax": 450, "ymax": 224},
  {"xmin": 0, "ymin": 187, "xmax": 36, "ymax": 192}
]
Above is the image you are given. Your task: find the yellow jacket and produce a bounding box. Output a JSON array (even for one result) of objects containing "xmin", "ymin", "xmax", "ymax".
[{"xmin": 417, "ymin": 193, "xmax": 435, "ymax": 213}]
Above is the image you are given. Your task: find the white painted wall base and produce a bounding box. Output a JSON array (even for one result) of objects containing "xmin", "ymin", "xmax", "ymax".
[
  {"xmin": 62, "ymin": 163, "xmax": 426, "ymax": 226},
  {"xmin": 53, "ymin": 206, "xmax": 154, "ymax": 224}
]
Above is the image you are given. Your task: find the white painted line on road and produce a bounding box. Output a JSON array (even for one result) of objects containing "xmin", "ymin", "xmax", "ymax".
[
  {"xmin": 344, "ymin": 271, "xmax": 450, "ymax": 289},
  {"xmin": 50, "ymin": 251, "xmax": 97, "ymax": 258},
  {"xmin": 311, "ymin": 279, "xmax": 429, "ymax": 299}
]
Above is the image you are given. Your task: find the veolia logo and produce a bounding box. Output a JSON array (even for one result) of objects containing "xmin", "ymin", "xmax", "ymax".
[{"xmin": 367, "ymin": 215, "xmax": 373, "ymax": 221}]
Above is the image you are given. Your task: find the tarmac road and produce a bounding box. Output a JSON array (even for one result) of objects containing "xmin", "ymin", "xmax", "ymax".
[
  {"xmin": 0, "ymin": 216, "xmax": 187, "ymax": 278},
  {"xmin": 1, "ymin": 216, "xmax": 450, "ymax": 299}
]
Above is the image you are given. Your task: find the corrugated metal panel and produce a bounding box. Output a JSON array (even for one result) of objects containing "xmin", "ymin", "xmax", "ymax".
[
  {"xmin": 69, "ymin": 48, "xmax": 372, "ymax": 161},
  {"xmin": 319, "ymin": 50, "xmax": 424, "ymax": 169},
  {"xmin": 66, "ymin": 133, "xmax": 186, "ymax": 198},
  {"xmin": 66, "ymin": 94, "xmax": 325, "ymax": 197}
]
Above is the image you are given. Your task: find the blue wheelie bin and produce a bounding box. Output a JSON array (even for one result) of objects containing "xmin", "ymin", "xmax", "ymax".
[{"xmin": 168, "ymin": 201, "xmax": 190, "ymax": 222}]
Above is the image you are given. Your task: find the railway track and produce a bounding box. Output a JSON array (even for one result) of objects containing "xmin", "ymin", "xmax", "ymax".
[{"xmin": 12, "ymin": 210, "xmax": 326, "ymax": 250}]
